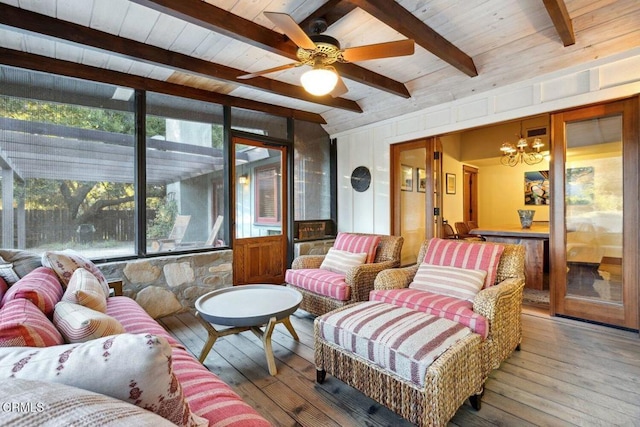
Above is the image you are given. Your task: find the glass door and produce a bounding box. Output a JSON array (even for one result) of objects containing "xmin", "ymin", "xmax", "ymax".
[
  {"xmin": 550, "ymin": 98, "xmax": 638, "ymax": 329},
  {"xmin": 232, "ymin": 136, "xmax": 287, "ymax": 285}
]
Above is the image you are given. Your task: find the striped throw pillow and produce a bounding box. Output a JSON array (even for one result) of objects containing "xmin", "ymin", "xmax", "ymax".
[
  {"xmin": 333, "ymin": 233, "xmax": 381, "ymax": 263},
  {"xmin": 423, "ymin": 238, "xmax": 504, "ymax": 288},
  {"xmin": 62, "ymin": 268, "xmax": 108, "ymax": 313},
  {"xmin": 320, "ymin": 248, "xmax": 367, "ymax": 275},
  {"xmin": 53, "ymin": 301, "xmax": 124, "ymax": 343},
  {"xmin": 1, "ymin": 267, "xmax": 64, "ymax": 317},
  {"xmin": 410, "ymin": 264, "xmax": 487, "ymax": 302},
  {"xmin": 0, "ymin": 299, "xmax": 64, "ymax": 347}
]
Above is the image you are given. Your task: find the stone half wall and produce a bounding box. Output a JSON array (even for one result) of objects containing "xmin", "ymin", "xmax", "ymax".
[{"xmin": 99, "ymin": 250, "xmax": 232, "ymax": 319}]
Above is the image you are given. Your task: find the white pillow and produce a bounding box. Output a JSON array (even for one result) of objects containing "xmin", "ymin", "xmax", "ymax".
[
  {"xmin": 320, "ymin": 248, "xmax": 368, "ymax": 275},
  {"xmin": 410, "ymin": 264, "xmax": 487, "ymax": 302},
  {"xmin": 0, "ymin": 333, "xmax": 206, "ymax": 427}
]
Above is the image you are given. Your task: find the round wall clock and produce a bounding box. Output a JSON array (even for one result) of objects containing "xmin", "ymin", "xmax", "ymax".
[{"xmin": 350, "ymin": 166, "xmax": 371, "ymax": 192}]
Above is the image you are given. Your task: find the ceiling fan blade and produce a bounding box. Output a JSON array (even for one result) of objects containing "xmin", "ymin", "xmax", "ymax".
[
  {"xmin": 342, "ymin": 39, "xmax": 415, "ymax": 62},
  {"xmin": 330, "ymin": 74, "xmax": 348, "ymax": 98},
  {"xmin": 264, "ymin": 11, "xmax": 316, "ymax": 50},
  {"xmin": 237, "ymin": 63, "xmax": 300, "ymax": 79}
]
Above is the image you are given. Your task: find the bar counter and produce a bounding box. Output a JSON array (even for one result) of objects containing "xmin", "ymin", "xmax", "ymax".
[{"xmin": 470, "ymin": 225, "xmax": 549, "ymax": 290}]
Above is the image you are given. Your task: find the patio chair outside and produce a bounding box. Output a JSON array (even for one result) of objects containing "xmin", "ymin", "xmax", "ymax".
[{"xmin": 153, "ymin": 214, "xmax": 191, "ymax": 251}]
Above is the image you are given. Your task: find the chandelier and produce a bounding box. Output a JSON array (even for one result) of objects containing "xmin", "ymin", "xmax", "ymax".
[{"xmin": 500, "ymin": 136, "xmax": 544, "ymax": 167}]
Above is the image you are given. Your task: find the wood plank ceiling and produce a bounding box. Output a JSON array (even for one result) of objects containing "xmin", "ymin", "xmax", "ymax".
[{"xmin": 0, "ymin": 0, "xmax": 638, "ymax": 135}]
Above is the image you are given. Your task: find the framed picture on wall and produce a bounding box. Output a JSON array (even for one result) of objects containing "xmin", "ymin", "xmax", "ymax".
[
  {"xmin": 401, "ymin": 165, "xmax": 413, "ymax": 191},
  {"xmin": 446, "ymin": 173, "xmax": 456, "ymax": 194},
  {"xmin": 417, "ymin": 168, "xmax": 426, "ymax": 192}
]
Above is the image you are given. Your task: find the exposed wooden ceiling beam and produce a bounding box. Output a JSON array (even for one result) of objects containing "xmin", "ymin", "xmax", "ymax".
[
  {"xmin": 0, "ymin": 48, "xmax": 326, "ymax": 124},
  {"xmin": 129, "ymin": 0, "xmax": 411, "ymax": 98},
  {"xmin": 0, "ymin": 4, "xmax": 360, "ymax": 113},
  {"xmin": 298, "ymin": 0, "xmax": 358, "ymax": 32},
  {"xmin": 345, "ymin": 0, "xmax": 478, "ymax": 78},
  {"xmin": 542, "ymin": 0, "xmax": 576, "ymax": 46}
]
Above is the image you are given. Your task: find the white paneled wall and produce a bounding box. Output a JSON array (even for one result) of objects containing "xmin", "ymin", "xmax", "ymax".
[{"xmin": 334, "ymin": 49, "xmax": 640, "ymax": 233}]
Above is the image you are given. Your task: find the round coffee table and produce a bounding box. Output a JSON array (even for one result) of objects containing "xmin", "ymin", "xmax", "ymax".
[{"xmin": 195, "ymin": 285, "xmax": 302, "ymax": 375}]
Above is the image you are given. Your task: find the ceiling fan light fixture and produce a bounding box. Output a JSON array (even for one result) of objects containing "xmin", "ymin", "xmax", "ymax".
[{"xmin": 300, "ymin": 66, "xmax": 338, "ymax": 96}]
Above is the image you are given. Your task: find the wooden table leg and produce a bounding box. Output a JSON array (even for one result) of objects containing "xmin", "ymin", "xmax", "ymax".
[
  {"xmin": 196, "ymin": 312, "xmax": 220, "ymax": 363},
  {"xmin": 196, "ymin": 312, "xmax": 250, "ymax": 363},
  {"xmin": 281, "ymin": 316, "xmax": 299, "ymax": 341},
  {"xmin": 262, "ymin": 316, "xmax": 278, "ymax": 375}
]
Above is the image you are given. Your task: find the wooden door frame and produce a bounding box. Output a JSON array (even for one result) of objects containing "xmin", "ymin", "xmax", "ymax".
[
  {"xmin": 390, "ymin": 138, "xmax": 440, "ymax": 239},
  {"xmin": 231, "ymin": 136, "xmax": 288, "ymax": 285},
  {"xmin": 549, "ymin": 97, "xmax": 638, "ymax": 329}
]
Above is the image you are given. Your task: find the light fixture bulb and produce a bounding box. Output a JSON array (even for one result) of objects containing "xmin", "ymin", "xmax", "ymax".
[{"xmin": 300, "ymin": 66, "xmax": 338, "ymax": 96}]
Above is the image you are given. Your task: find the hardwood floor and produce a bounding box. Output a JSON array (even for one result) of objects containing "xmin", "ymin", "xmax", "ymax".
[{"xmin": 159, "ymin": 306, "xmax": 640, "ymax": 426}]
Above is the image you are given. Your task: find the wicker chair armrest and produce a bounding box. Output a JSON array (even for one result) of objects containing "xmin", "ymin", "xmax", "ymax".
[
  {"xmin": 473, "ymin": 277, "xmax": 524, "ymax": 323},
  {"xmin": 345, "ymin": 260, "xmax": 399, "ymax": 302},
  {"xmin": 291, "ymin": 255, "xmax": 325, "ymax": 269},
  {"xmin": 373, "ymin": 264, "xmax": 420, "ymax": 291}
]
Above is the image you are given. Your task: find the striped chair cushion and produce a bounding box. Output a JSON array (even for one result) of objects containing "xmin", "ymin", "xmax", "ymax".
[
  {"xmin": 334, "ymin": 232, "xmax": 381, "ymax": 263},
  {"xmin": 0, "ymin": 298, "xmax": 64, "ymax": 347},
  {"xmin": 285, "ymin": 268, "xmax": 350, "ymax": 301},
  {"xmin": 106, "ymin": 296, "xmax": 180, "ymax": 347},
  {"xmin": 62, "ymin": 267, "xmax": 108, "ymax": 312},
  {"xmin": 320, "ymin": 248, "xmax": 367, "ymax": 274},
  {"xmin": 1, "ymin": 267, "xmax": 63, "ymax": 317},
  {"xmin": 317, "ymin": 301, "xmax": 472, "ymax": 387},
  {"xmin": 370, "ymin": 289, "xmax": 489, "ymax": 338},
  {"xmin": 423, "ymin": 238, "xmax": 504, "ymax": 288},
  {"xmin": 171, "ymin": 347, "xmax": 272, "ymax": 426},
  {"xmin": 53, "ymin": 301, "xmax": 125, "ymax": 343},
  {"xmin": 411, "ymin": 264, "xmax": 487, "ymax": 302}
]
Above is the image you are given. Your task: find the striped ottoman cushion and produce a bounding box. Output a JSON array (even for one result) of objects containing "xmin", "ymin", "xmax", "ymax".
[
  {"xmin": 316, "ymin": 301, "xmax": 472, "ymax": 387},
  {"xmin": 370, "ymin": 289, "xmax": 489, "ymax": 338},
  {"xmin": 285, "ymin": 269, "xmax": 350, "ymax": 301}
]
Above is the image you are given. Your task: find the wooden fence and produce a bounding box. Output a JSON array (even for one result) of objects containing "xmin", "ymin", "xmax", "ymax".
[{"xmin": 2, "ymin": 209, "xmax": 149, "ymax": 247}]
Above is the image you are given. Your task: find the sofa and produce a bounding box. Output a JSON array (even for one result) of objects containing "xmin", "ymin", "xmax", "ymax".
[
  {"xmin": 285, "ymin": 232, "xmax": 404, "ymax": 316},
  {"xmin": 0, "ymin": 249, "xmax": 271, "ymax": 427}
]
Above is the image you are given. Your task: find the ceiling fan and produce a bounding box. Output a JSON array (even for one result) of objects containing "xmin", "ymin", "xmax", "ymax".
[{"xmin": 238, "ymin": 12, "xmax": 415, "ymax": 97}]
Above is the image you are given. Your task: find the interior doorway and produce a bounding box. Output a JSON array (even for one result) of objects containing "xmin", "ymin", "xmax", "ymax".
[{"xmin": 462, "ymin": 165, "xmax": 478, "ymax": 224}]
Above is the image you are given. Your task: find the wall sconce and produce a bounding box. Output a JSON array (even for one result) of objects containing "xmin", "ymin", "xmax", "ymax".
[{"xmin": 238, "ymin": 174, "xmax": 248, "ymax": 185}]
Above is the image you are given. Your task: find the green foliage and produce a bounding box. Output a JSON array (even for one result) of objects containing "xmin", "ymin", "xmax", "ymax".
[{"xmin": 147, "ymin": 198, "xmax": 178, "ymax": 238}]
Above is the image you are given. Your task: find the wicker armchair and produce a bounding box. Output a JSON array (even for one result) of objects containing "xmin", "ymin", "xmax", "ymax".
[
  {"xmin": 373, "ymin": 238, "xmax": 525, "ymax": 380},
  {"xmin": 286, "ymin": 234, "xmax": 403, "ymax": 316}
]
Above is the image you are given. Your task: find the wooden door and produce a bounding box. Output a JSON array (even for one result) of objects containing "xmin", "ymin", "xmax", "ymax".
[
  {"xmin": 232, "ymin": 137, "xmax": 287, "ymax": 285},
  {"xmin": 462, "ymin": 165, "xmax": 478, "ymax": 224},
  {"xmin": 550, "ymin": 97, "xmax": 638, "ymax": 329},
  {"xmin": 391, "ymin": 138, "xmax": 441, "ymax": 266}
]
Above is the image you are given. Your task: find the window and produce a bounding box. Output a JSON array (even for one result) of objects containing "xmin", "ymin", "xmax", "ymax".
[
  {"xmin": 255, "ymin": 165, "xmax": 280, "ymax": 224},
  {"xmin": 0, "ymin": 65, "xmax": 136, "ymax": 258},
  {"xmin": 145, "ymin": 92, "xmax": 226, "ymax": 253}
]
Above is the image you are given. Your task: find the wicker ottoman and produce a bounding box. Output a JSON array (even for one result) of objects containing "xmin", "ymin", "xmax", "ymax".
[{"xmin": 314, "ymin": 301, "xmax": 484, "ymax": 427}]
